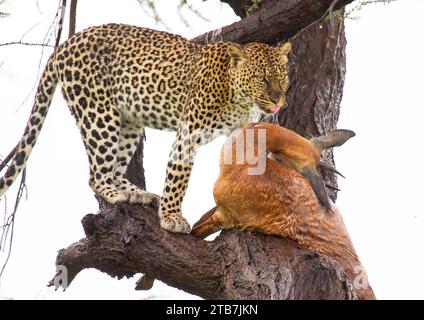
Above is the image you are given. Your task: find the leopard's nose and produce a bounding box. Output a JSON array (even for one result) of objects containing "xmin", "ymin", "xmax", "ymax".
[
  {"xmin": 267, "ymin": 78, "xmax": 283, "ymax": 104},
  {"xmin": 269, "ymin": 91, "xmax": 283, "ymax": 104}
]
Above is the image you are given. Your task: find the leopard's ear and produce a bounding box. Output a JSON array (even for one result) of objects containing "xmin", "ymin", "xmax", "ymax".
[
  {"xmin": 228, "ymin": 44, "xmax": 246, "ymax": 68},
  {"xmin": 279, "ymin": 42, "xmax": 291, "ymax": 56},
  {"xmin": 278, "ymin": 42, "xmax": 291, "ymax": 63}
]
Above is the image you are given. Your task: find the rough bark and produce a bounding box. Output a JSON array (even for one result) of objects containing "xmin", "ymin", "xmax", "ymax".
[
  {"xmin": 278, "ymin": 12, "xmax": 346, "ymax": 200},
  {"xmin": 49, "ymin": 202, "xmax": 357, "ymax": 300},
  {"xmin": 50, "ymin": 0, "xmax": 356, "ymax": 299},
  {"xmin": 193, "ymin": 0, "xmax": 353, "ymax": 45},
  {"xmin": 126, "ymin": 131, "xmax": 146, "ymax": 191}
]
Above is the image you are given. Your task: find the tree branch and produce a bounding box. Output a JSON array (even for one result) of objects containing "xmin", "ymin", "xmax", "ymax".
[
  {"xmin": 68, "ymin": 0, "xmax": 78, "ymax": 38},
  {"xmin": 0, "ymin": 41, "xmax": 54, "ymax": 48},
  {"xmin": 54, "ymin": 0, "xmax": 67, "ymax": 48},
  {"xmin": 192, "ymin": 0, "xmax": 354, "ymax": 45},
  {"xmin": 49, "ymin": 202, "xmax": 357, "ymax": 299}
]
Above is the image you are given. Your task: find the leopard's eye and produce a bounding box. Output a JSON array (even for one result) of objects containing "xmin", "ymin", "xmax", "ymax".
[
  {"xmin": 255, "ymin": 73, "xmax": 264, "ymax": 81},
  {"xmin": 275, "ymin": 70, "xmax": 283, "ymax": 78},
  {"xmin": 278, "ymin": 73, "xmax": 287, "ymax": 84}
]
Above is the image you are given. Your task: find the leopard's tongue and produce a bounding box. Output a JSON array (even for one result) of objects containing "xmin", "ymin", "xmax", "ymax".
[{"xmin": 270, "ymin": 105, "xmax": 280, "ymax": 113}]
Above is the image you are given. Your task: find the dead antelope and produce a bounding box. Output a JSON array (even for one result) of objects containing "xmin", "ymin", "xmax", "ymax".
[{"xmin": 191, "ymin": 122, "xmax": 375, "ymax": 300}]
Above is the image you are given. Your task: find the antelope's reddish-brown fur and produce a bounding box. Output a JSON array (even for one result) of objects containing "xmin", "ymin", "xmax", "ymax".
[{"xmin": 192, "ymin": 123, "xmax": 375, "ymax": 299}]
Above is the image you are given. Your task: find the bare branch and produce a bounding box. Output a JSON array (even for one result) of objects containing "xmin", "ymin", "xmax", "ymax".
[
  {"xmin": 290, "ymin": 0, "xmax": 341, "ymax": 41},
  {"xmin": 0, "ymin": 1, "xmax": 65, "ymax": 277},
  {"xmin": 68, "ymin": 0, "xmax": 78, "ymax": 38},
  {"xmin": 345, "ymin": 0, "xmax": 398, "ymax": 19},
  {"xmin": 0, "ymin": 0, "xmax": 9, "ymax": 17},
  {"xmin": 48, "ymin": 203, "xmax": 358, "ymax": 299},
  {"xmin": 0, "ymin": 144, "xmax": 18, "ymax": 173},
  {"xmin": 136, "ymin": 0, "xmax": 170, "ymax": 30},
  {"xmin": 0, "ymin": 41, "xmax": 54, "ymax": 48},
  {"xmin": 14, "ymin": 3, "xmax": 62, "ymax": 113},
  {"xmin": 136, "ymin": 0, "xmax": 210, "ymax": 30},
  {"xmin": 54, "ymin": 0, "xmax": 67, "ymax": 48},
  {"xmin": 178, "ymin": 1, "xmax": 210, "ymax": 23},
  {"xmin": 191, "ymin": 0, "xmax": 355, "ymax": 45},
  {"xmin": 0, "ymin": 169, "xmax": 27, "ymax": 277}
]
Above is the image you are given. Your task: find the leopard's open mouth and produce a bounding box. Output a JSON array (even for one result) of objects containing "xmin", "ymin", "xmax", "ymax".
[
  {"xmin": 255, "ymin": 101, "xmax": 282, "ymax": 114},
  {"xmin": 269, "ymin": 105, "xmax": 281, "ymax": 113},
  {"xmin": 263, "ymin": 103, "xmax": 283, "ymax": 114}
]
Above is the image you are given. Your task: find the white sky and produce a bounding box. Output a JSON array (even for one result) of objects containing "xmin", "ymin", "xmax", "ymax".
[{"xmin": 0, "ymin": 0, "xmax": 423, "ymax": 300}]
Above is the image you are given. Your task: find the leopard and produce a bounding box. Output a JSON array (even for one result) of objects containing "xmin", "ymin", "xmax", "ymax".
[{"xmin": 0, "ymin": 23, "xmax": 291, "ymax": 233}]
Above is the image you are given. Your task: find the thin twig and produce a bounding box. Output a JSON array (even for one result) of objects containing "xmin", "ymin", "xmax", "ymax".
[
  {"xmin": 15, "ymin": 3, "xmax": 60, "ymax": 113},
  {"xmin": 35, "ymin": 0, "xmax": 43, "ymax": 15},
  {"xmin": 0, "ymin": 144, "xmax": 18, "ymax": 173},
  {"xmin": 0, "ymin": 196, "xmax": 7, "ymax": 245},
  {"xmin": 54, "ymin": 0, "xmax": 67, "ymax": 48},
  {"xmin": 0, "ymin": 2, "xmax": 62, "ymax": 279},
  {"xmin": 291, "ymin": 0, "xmax": 340, "ymax": 40},
  {"xmin": 0, "ymin": 41, "xmax": 54, "ymax": 48},
  {"xmin": 0, "ymin": 169, "xmax": 26, "ymax": 277},
  {"xmin": 19, "ymin": 11, "xmax": 55, "ymax": 42},
  {"xmin": 180, "ymin": 1, "xmax": 210, "ymax": 23},
  {"xmin": 345, "ymin": 0, "xmax": 397, "ymax": 19}
]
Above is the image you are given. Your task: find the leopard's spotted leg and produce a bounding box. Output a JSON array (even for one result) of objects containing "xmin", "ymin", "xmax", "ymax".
[
  {"xmin": 158, "ymin": 121, "xmax": 212, "ymax": 234},
  {"xmin": 70, "ymin": 97, "xmax": 142, "ymax": 204},
  {"xmin": 81, "ymin": 112, "xmax": 132, "ymax": 204},
  {"xmin": 80, "ymin": 109, "xmax": 124, "ymax": 204},
  {"xmin": 112, "ymin": 123, "xmax": 159, "ymax": 205}
]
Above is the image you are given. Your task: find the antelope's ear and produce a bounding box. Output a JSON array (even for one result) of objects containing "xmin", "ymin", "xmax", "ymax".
[
  {"xmin": 279, "ymin": 42, "xmax": 292, "ymax": 56},
  {"xmin": 310, "ymin": 129, "xmax": 356, "ymax": 153},
  {"xmin": 228, "ymin": 44, "xmax": 246, "ymax": 68}
]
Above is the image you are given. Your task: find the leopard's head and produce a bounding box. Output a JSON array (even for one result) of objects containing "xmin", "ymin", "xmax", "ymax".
[{"xmin": 228, "ymin": 42, "xmax": 291, "ymax": 114}]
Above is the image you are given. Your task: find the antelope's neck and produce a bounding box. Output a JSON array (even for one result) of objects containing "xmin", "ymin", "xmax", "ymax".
[{"xmin": 297, "ymin": 210, "xmax": 359, "ymax": 274}]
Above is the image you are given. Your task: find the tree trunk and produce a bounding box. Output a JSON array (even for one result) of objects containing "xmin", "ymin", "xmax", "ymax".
[
  {"xmin": 50, "ymin": 0, "xmax": 359, "ymax": 299},
  {"xmin": 278, "ymin": 12, "xmax": 346, "ymax": 200}
]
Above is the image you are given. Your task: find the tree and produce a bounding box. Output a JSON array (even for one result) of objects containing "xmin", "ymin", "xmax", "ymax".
[{"xmin": 39, "ymin": 0, "xmax": 375, "ymax": 300}]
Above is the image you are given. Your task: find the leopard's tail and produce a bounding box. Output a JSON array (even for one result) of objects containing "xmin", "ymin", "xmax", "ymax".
[{"xmin": 0, "ymin": 54, "xmax": 58, "ymax": 198}]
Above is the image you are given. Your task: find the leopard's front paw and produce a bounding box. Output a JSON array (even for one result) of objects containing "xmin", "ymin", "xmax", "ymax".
[
  {"xmin": 135, "ymin": 191, "xmax": 161, "ymax": 208},
  {"xmin": 108, "ymin": 190, "xmax": 160, "ymax": 206},
  {"xmin": 159, "ymin": 213, "xmax": 191, "ymax": 234}
]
